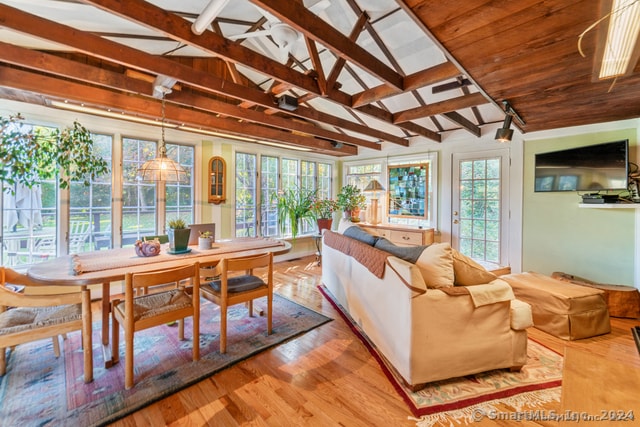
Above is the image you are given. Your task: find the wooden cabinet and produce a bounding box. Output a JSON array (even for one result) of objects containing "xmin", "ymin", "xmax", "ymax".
[
  {"xmin": 207, "ymin": 156, "xmax": 226, "ymax": 204},
  {"xmin": 358, "ymin": 223, "xmax": 434, "ymax": 246}
]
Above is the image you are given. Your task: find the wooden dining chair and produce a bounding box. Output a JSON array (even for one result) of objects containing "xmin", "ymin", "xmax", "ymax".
[
  {"xmin": 111, "ymin": 262, "xmax": 200, "ymax": 389},
  {"xmin": 0, "ymin": 267, "xmax": 93, "ymax": 383},
  {"xmin": 200, "ymin": 252, "xmax": 273, "ymax": 354}
]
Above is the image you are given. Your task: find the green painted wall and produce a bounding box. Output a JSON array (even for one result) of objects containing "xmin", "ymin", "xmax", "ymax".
[{"xmin": 522, "ymin": 129, "xmax": 637, "ymax": 285}]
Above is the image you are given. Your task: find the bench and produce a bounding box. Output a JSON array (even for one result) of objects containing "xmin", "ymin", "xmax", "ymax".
[{"xmin": 502, "ymin": 272, "xmax": 611, "ymax": 340}]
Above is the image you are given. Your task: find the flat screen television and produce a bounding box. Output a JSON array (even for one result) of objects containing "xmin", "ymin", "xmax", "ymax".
[{"xmin": 534, "ymin": 140, "xmax": 629, "ymax": 192}]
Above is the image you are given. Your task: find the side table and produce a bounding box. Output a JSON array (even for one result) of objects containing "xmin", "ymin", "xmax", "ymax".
[{"xmin": 312, "ymin": 234, "xmax": 322, "ymax": 266}]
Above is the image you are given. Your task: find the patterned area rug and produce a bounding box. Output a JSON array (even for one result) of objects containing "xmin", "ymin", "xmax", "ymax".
[
  {"xmin": 0, "ymin": 294, "xmax": 331, "ymax": 427},
  {"xmin": 318, "ymin": 284, "xmax": 563, "ymax": 427}
]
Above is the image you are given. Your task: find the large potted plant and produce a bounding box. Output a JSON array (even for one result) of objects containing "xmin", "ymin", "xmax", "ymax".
[
  {"xmin": 1, "ymin": 114, "xmax": 109, "ymax": 192},
  {"xmin": 275, "ymin": 186, "xmax": 317, "ymax": 240},
  {"xmin": 336, "ymin": 184, "xmax": 366, "ymax": 222},
  {"xmin": 310, "ymin": 197, "xmax": 338, "ymax": 233},
  {"xmin": 167, "ymin": 218, "xmax": 191, "ymax": 253}
]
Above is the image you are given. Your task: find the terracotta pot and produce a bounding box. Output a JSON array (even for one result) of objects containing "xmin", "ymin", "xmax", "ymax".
[{"xmin": 317, "ymin": 218, "xmax": 333, "ymax": 234}]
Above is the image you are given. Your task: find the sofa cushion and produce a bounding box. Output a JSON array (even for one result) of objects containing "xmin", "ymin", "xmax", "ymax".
[
  {"xmin": 374, "ymin": 237, "xmax": 428, "ymax": 263},
  {"xmin": 415, "ymin": 243, "xmax": 454, "ymax": 288},
  {"xmin": 343, "ymin": 225, "xmax": 378, "ymax": 246},
  {"xmin": 451, "ymin": 249, "xmax": 497, "ymax": 286},
  {"xmin": 337, "ymin": 218, "xmax": 355, "ymax": 234}
]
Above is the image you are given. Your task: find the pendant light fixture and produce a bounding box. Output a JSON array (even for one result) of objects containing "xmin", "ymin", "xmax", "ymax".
[{"xmin": 137, "ymin": 88, "xmax": 188, "ymax": 183}]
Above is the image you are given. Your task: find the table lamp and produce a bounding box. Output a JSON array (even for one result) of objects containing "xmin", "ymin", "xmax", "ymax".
[{"xmin": 364, "ymin": 179, "xmax": 385, "ymax": 224}]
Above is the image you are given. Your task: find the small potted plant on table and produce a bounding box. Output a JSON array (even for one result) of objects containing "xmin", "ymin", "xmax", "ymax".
[
  {"xmin": 167, "ymin": 218, "xmax": 190, "ymax": 253},
  {"xmin": 198, "ymin": 230, "xmax": 213, "ymax": 250}
]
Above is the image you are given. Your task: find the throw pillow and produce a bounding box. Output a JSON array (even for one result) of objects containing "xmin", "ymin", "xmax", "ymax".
[
  {"xmin": 415, "ymin": 243, "xmax": 455, "ymax": 288},
  {"xmin": 374, "ymin": 237, "xmax": 428, "ymax": 263},
  {"xmin": 451, "ymin": 249, "xmax": 497, "ymax": 286},
  {"xmin": 337, "ymin": 218, "xmax": 354, "ymax": 234},
  {"xmin": 343, "ymin": 225, "xmax": 377, "ymax": 246}
]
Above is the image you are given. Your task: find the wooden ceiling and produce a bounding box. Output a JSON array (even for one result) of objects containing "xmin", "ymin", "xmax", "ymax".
[
  {"xmin": 404, "ymin": 0, "xmax": 640, "ymax": 132},
  {"xmin": 0, "ymin": 0, "xmax": 638, "ymax": 156}
]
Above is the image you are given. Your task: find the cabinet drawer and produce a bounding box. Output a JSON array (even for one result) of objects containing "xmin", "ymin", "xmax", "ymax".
[
  {"xmin": 361, "ymin": 227, "xmax": 390, "ymax": 239},
  {"xmin": 389, "ymin": 230, "xmax": 423, "ymax": 246}
]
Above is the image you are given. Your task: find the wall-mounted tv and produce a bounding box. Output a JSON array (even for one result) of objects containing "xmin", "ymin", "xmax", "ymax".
[{"xmin": 534, "ymin": 140, "xmax": 629, "ymax": 192}]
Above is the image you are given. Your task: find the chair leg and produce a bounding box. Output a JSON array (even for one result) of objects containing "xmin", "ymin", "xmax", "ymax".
[
  {"xmin": 248, "ymin": 299, "xmax": 254, "ymax": 317},
  {"xmin": 0, "ymin": 347, "xmax": 5, "ymax": 376},
  {"xmin": 178, "ymin": 318, "xmax": 185, "ymax": 341},
  {"xmin": 124, "ymin": 319, "xmax": 134, "ymax": 390},
  {"xmin": 267, "ymin": 294, "xmax": 272, "ymax": 336},
  {"xmin": 220, "ymin": 304, "xmax": 227, "ymax": 354},
  {"xmin": 82, "ymin": 289, "xmax": 93, "ymax": 383},
  {"xmin": 111, "ymin": 301, "xmax": 120, "ymax": 365},
  {"xmin": 52, "ymin": 335, "xmax": 61, "ymax": 358}
]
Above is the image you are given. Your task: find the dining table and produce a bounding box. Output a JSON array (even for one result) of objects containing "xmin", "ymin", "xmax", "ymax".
[{"xmin": 27, "ymin": 237, "xmax": 291, "ymax": 368}]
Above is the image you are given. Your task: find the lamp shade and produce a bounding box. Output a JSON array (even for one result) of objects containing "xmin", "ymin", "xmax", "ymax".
[
  {"xmin": 364, "ymin": 179, "xmax": 386, "ymax": 192},
  {"xmin": 494, "ymin": 127, "xmax": 514, "ymax": 143},
  {"xmin": 137, "ymin": 154, "xmax": 188, "ymax": 183}
]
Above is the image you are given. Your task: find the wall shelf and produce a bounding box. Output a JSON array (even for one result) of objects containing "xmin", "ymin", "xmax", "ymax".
[{"xmin": 578, "ymin": 203, "xmax": 640, "ymax": 209}]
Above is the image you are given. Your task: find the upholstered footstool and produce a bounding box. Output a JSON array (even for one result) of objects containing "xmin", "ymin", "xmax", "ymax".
[{"xmin": 502, "ymin": 272, "xmax": 611, "ymax": 340}]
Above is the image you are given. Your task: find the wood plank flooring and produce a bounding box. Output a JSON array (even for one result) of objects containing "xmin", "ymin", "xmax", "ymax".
[{"xmin": 108, "ymin": 256, "xmax": 640, "ymax": 427}]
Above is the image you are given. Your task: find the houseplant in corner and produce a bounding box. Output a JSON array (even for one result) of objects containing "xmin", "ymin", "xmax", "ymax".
[
  {"xmin": 275, "ymin": 186, "xmax": 317, "ymax": 240},
  {"xmin": 310, "ymin": 197, "xmax": 338, "ymax": 233},
  {"xmin": 336, "ymin": 184, "xmax": 367, "ymax": 222},
  {"xmin": 167, "ymin": 218, "xmax": 190, "ymax": 253}
]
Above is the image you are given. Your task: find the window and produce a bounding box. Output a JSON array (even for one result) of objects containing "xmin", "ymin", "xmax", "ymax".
[
  {"xmin": 1, "ymin": 124, "xmax": 58, "ymax": 268},
  {"xmin": 344, "ymin": 154, "xmax": 437, "ymax": 228},
  {"xmin": 235, "ymin": 152, "xmax": 334, "ymax": 239},
  {"xmin": 165, "ymin": 142, "xmax": 194, "ymax": 225},
  {"xmin": 122, "ymin": 138, "xmax": 194, "ymax": 246},
  {"xmin": 70, "ymin": 133, "xmax": 113, "ymax": 253},
  {"xmin": 235, "ymin": 152, "xmax": 257, "ymax": 237},
  {"xmin": 260, "ymin": 156, "xmax": 279, "ymax": 237},
  {"xmin": 122, "ymin": 137, "xmax": 157, "ymax": 246}
]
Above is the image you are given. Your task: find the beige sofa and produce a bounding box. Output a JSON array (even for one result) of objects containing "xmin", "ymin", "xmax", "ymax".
[{"xmin": 321, "ymin": 228, "xmax": 533, "ymax": 389}]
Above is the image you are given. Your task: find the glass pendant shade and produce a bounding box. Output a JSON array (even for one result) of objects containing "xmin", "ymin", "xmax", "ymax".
[
  {"xmin": 137, "ymin": 92, "xmax": 188, "ymax": 183},
  {"xmin": 137, "ymin": 148, "xmax": 188, "ymax": 183}
]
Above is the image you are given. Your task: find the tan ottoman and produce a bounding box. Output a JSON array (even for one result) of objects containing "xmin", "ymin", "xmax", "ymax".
[{"xmin": 502, "ymin": 272, "xmax": 610, "ymax": 340}]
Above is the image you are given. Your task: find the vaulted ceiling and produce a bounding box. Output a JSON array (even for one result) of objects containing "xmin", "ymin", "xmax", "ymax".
[{"xmin": 0, "ymin": 0, "xmax": 638, "ymax": 157}]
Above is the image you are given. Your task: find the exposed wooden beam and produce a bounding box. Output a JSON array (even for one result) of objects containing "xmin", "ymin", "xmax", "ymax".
[
  {"xmin": 326, "ymin": 11, "xmax": 369, "ymax": 93},
  {"xmin": 442, "ymin": 112, "xmax": 481, "ymax": 137},
  {"xmin": 0, "ymin": 66, "xmax": 357, "ymax": 156},
  {"xmin": 0, "ymin": 42, "xmax": 378, "ymax": 150},
  {"xmin": 393, "ymin": 92, "xmax": 487, "ymax": 124},
  {"xmin": 249, "ymin": 0, "xmax": 403, "ymax": 89},
  {"xmin": 0, "ymin": 3, "xmax": 405, "ymax": 146},
  {"xmin": 305, "ymin": 38, "xmax": 327, "ymax": 96},
  {"xmin": 77, "ymin": 0, "xmax": 414, "ymax": 146},
  {"xmin": 351, "ymin": 62, "xmax": 460, "ymax": 108}
]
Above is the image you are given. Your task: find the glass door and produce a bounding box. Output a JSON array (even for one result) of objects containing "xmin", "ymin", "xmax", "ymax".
[{"xmin": 452, "ymin": 150, "xmax": 509, "ymax": 266}]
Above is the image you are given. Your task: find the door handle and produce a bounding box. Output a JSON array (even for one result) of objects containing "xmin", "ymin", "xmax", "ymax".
[{"xmin": 453, "ymin": 219, "xmax": 459, "ymax": 224}]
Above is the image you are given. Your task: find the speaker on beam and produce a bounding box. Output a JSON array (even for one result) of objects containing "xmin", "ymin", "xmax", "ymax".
[{"xmin": 277, "ymin": 95, "xmax": 298, "ymax": 111}]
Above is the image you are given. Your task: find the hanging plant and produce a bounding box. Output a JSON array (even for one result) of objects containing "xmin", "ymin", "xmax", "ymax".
[{"xmin": 0, "ymin": 114, "xmax": 109, "ymax": 192}]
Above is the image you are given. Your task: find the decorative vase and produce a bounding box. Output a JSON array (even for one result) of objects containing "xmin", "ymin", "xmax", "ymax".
[
  {"xmin": 317, "ymin": 218, "xmax": 333, "ymax": 234},
  {"xmin": 198, "ymin": 236, "xmax": 213, "ymax": 250},
  {"xmin": 350, "ymin": 208, "xmax": 361, "ymax": 222},
  {"xmin": 134, "ymin": 239, "xmax": 161, "ymax": 257},
  {"xmin": 168, "ymin": 228, "xmax": 190, "ymax": 252}
]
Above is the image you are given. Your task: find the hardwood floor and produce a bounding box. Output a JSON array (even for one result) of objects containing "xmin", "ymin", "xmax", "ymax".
[{"xmin": 108, "ymin": 256, "xmax": 640, "ymax": 427}]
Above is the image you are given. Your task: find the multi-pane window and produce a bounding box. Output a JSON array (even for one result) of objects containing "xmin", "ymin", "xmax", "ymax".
[
  {"xmin": 235, "ymin": 153, "xmax": 333, "ymax": 239},
  {"xmin": 260, "ymin": 156, "xmax": 279, "ymax": 237},
  {"xmin": 1, "ymin": 124, "xmax": 58, "ymax": 268},
  {"xmin": 70, "ymin": 133, "xmax": 113, "ymax": 253},
  {"xmin": 235, "ymin": 152, "xmax": 257, "ymax": 237},
  {"xmin": 122, "ymin": 139, "xmax": 194, "ymax": 246},
  {"xmin": 165, "ymin": 142, "xmax": 194, "ymax": 225},
  {"xmin": 122, "ymin": 138, "xmax": 157, "ymax": 245},
  {"xmin": 458, "ymin": 158, "xmax": 501, "ymax": 263}
]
